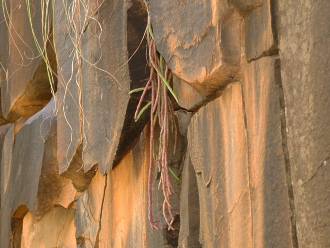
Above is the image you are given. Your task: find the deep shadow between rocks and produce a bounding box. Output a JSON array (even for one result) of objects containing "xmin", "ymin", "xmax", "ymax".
[{"xmin": 113, "ymin": 0, "xmax": 149, "ymax": 166}]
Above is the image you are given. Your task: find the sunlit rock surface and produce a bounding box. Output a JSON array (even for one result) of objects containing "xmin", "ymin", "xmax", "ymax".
[{"xmin": 0, "ymin": 0, "xmax": 329, "ymax": 247}]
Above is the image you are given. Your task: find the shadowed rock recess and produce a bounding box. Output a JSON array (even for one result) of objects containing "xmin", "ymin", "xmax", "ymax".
[{"xmin": 0, "ymin": 0, "xmax": 329, "ymax": 247}]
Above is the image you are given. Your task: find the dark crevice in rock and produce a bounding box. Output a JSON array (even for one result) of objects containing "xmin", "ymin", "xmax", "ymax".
[
  {"xmin": 186, "ymin": 79, "xmax": 238, "ymax": 115},
  {"xmin": 178, "ymin": 153, "xmax": 201, "ymax": 248},
  {"xmin": 230, "ymin": 0, "xmax": 264, "ymax": 16},
  {"xmin": 240, "ymin": 79, "xmax": 255, "ymax": 248},
  {"xmin": 94, "ymin": 174, "xmax": 108, "ymax": 248},
  {"xmin": 6, "ymin": 30, "xmax": 57, "ymax": 120},
  {"xmin": 76, "ymin": 236, "xmax": 87, "ymax": 247},
  {"xmin": 10, "ymin": 205, "xmax": 28, "ymax": 248},
  {"xmin": 171, "ymin": 113, "xmax": 190, "ymax": 175},
  {"xmin": 113, "ymin": 0, "xmax": 149, "ymax": 167},
  {"xmin": 174, "ymin": 105, "xmax": 195, "ymax": 113},
  {"xmin": 270, "ymin": 0, "xmax": 279, "ymax": 50},
  {"xmin": 247, "ymin": 47, "xmax": 279, "ymax": 63},
  {"xmin": 10, "ymin": 218, "xmax": 24, "ymax": 248},
  {"xmin": 275, "ymin": 59, "xmax": 299, "ymax": 248},
  {"xmin": 62, "ymin": 145, "xmax": 97, "ymax": 192},
  {"xmin": 301, "ymin": 156, "xmax": 330, "ymax": 186},
  {"xmin": 246, "ymin": 0, "xmax": 279, "ymax": 63},
  {"xmin": 164, "ymin": 214, "xmax": 180, "ymax": 247}
]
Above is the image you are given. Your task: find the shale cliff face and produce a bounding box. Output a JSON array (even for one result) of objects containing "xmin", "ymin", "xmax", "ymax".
[{"xmin": 0, "ymin": 0, "xmax": 329, "ymax": 247}]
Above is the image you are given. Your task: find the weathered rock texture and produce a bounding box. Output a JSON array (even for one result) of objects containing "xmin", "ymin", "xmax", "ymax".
[
  {"xmin": 150, "ymin": 0, "xmax": 242, "ymax": 94},
  {"xmin": 277, "ymin": 1, "xmax": 330, "ymax": 247},
  {"xmin": 1, "ymin": 0, "xmax": 56, "ymax": 120},
  {"xmin": 0, "ymin": 0, "xmax": 329, "ymax": 247},
  {"xmin": 55, "ymin": 0, "xmax": 148, "ymax": 174}
]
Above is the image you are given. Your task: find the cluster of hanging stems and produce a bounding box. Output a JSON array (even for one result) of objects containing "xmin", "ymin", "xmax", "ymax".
[{"xmin": 130, "ymin": 19, "xmax": 179, "ymax": 230}]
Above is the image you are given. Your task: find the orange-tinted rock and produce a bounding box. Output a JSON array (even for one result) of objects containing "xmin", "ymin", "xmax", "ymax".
[
  {"xmin": 98, "ymin": 134, "xmax": 166, "ymax": 247},
  {"xmin": 75, "ymin": 171, "xmax": 106, "ymax": 247},
  {"xmin": 173, "ymin": 76, "xmax": 206, "ymax": 111},
  {"xmin": 21, "ymin": 207, "xmax": 76, "ymax": 248},
  {"xmin": 187, "ymin": 83, "xmax": 252, "ymax": 247},
  {"xmin": 185, "ymin": 73, "xmax": 295, "ymax": 247},
  {"xmin": 0, "ymin": 101, "xmax": 76, "ymax": 248},
  {"xmin": 242, "ymin": 57, "xmax": 295, "ymax": 247},
  {"xmin": 0, "ymin": 0, "xmax": 329, "ymax": 246},
  {"xmin": 149, "ymin": 1, "xmax": 242, "ymax": 93},
  {"xmin": 74, "ymin": 133, "xmax": 169, "ymax": 247}
]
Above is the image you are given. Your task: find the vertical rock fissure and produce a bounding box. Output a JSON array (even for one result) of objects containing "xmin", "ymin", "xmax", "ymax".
[
  {"xmin": 240, "ymin": 83, "xmax": 255, "ymax": 248},
  {"xmin": 113, "ymin": 0, "xmax": 149, "ymax": 166},
  {"xmin": 271, "ymin": 1, "xmax": 299, "ymax": 245},
  {"xmin": 275, "ymin": 60, "xmax": 299, "ymax": 248},
  {"xmin": 10, "ymin": 217, "xmax": 24, "ymax": 248},
  {"xmin": 94, "ymin": 174, "xmax": 108, "ymax": 248},
  {"xmin": 270, "ymin": 0, "xmax": 279, "ymax": 48}
]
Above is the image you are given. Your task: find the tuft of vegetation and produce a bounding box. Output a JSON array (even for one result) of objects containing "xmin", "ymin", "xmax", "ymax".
[{"xmin": 130, "ymin": 1, "xmax": 179, "ymax": 230}]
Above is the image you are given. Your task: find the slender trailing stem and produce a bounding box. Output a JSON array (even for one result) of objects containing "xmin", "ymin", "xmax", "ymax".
[{"xmin": 133, "ymin": 5, "xmax": 178, "ymax": 230}]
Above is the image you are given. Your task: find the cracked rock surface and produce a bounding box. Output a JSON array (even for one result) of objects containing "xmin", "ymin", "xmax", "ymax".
[{"xmin": 0, "ymin": 0, "xmax": 329, "ymax": 247}]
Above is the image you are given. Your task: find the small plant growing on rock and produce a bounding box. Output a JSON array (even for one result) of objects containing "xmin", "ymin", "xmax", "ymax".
[{"xmin": 130, "ymin": 3, "xmax": 179, "ymax": 230}]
